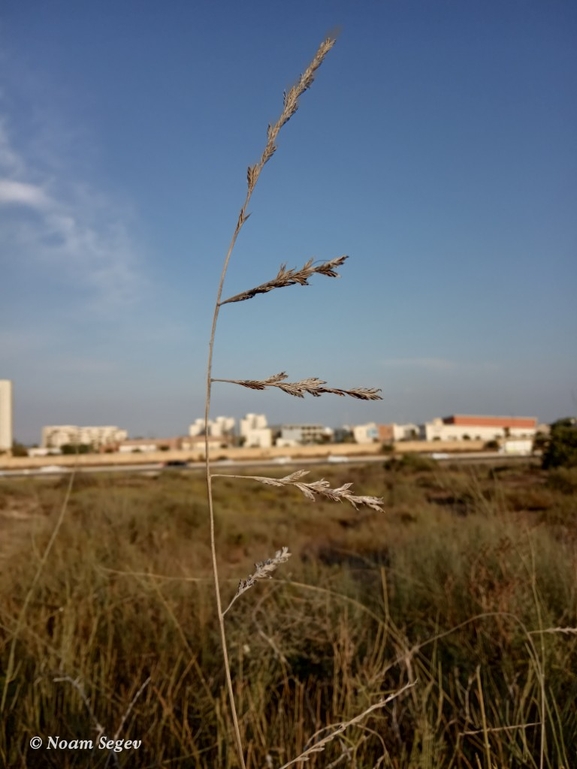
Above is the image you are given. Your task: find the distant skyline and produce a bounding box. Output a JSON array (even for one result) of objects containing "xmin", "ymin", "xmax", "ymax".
[{"xmin": 1, "ymin": 1, "xmax": 576, "ymax": 445}]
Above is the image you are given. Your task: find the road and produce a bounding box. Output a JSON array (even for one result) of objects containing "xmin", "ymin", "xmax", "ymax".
[{"xmin": 0, "ymin": 452, "xmax": 538, "ymax": 479}]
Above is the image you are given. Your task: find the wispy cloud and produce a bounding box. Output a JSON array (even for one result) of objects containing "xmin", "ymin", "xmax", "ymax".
[
  {"xmin": 0, "ymin": 117, "xmax": 144, "ymax": 311},
  {"xmin": 0, "ymin": 178, "xmax": 50, "ymax": 207}
]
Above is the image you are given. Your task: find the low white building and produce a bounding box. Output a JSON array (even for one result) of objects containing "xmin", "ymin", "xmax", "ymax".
[
  {"xmin": 499, "ymin": 439, "xmax": 533, "ymax": 456},
  {"xmin": 243, "ymin": 428, "xmax": 273, "ymax": 448},
  {"xmin": 419, "ymin": 415, "xmax": 538, "ymax": 442},
  {"xmin": 42, "ymin": 425, "xmax": 128, "ymax": 449},
  {"xmin": 277, "ymin": 424, "xmax": 333, "ymax": 446},
  {"xmin": 392, "ymin": 423, "xmax": 420, "ymax": 441},
  {"xmin": 118, "ymin": 442, "xmax": 158, "ymax": 453},
  {"xmin": 28, "ymin": 447, "xmax": 62, "ymax": 457},
  {"xmin": 352, "ymin": 422, "xmax": 379, "ymax": 444}
]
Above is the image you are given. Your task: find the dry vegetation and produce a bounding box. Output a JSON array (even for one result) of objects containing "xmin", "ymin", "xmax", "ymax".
[
  {"xmin": 3, "ymin": 34, "xmax": 577, "ymax": 769},
  {"xmin": 1, "ymin": 461, "xmax": 576, "ymax": 767}
]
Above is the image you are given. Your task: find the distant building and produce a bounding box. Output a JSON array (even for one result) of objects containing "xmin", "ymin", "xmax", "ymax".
[
  {"xmin": 420, "ymin": 415, "xmax": 538, "ymax": 442},
  {"xmin": 333, "ymin": 426, "xmax": 354, "ymax": 443},
  {"xmin": 239, "ymin": 413, "xmax": 271, "ymax": 448},
  {"xmin": 182, "ymin": 435, "xmax": 232, "ymax": 452},
  {"xmin": 240, "ymin": 413, "xmax": 268, "ymax": 433},
  {"xmin": 116, "ymin": 437, "xmax": 183, "ymax": 453},
  {"xmin": 378, "ymin": 423, "xmax": 420, "ymax": 443},
  {"xmin": 189, "ymin": 416, "xmax": 236, "ymax": 438},
  {"xmin": 0, "ymin": 380, "xmax": 13, "ymax": 452},
  {"xmin": 352, "ymin": 422, "xmax": 379, "ymax": 444},
  {"xmin": 499, "ymin": 439, "xmax": 533, "ymax": 456},
  {"xmin": 392, "ymin": 423, "xmax": 420, "ymax": 441},
  {"xmin": 276, "ymin": 424, "xmax": 333, "ymax": 447},
  {"xmin": 42, "ymin": 425, "xmax": 128, "ymax": 449},
  {"xmin": 28, "ymin": 447, "xmax": 62, "ymax": 457}
]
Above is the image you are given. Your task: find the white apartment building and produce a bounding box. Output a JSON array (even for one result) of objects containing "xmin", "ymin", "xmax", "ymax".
[
  {"xmin": 240, "ymin": 413, "xmax": 268, "ymax": 433},
  {"xmin": 0, "ymin": 380, "xmax": 13, "ymax": 452},
  {"xmin": 239, "ymin": 413, "xmax": 271, "ymax": 448},
  {"xmin": 352, "ymin": 422, "xmax": 379, "ymax": 444},
  {"xmin": 277, "ymin": 424, "xmax": 333, "ymax": 447},
  {"xmin": 189, "ymin": 416, "xmax": 236, "ymax": 438},
  {"xmin": 42, "ymin": 425, "xmax": 128, "ymax": 449}
]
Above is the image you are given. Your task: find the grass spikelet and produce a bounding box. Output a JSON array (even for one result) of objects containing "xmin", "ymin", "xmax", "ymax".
[
  {"xmin": 212, "ymin": 469, "xmax": 385, "ymax": 512},
  {"xmin": 212, "ymin": 371, "xmax": 382, "ymax": 400},
  {"xmin": 247, "ymin": 35, "xmax": 337, "ymax": 190},
  {"xmin": 220, "ymin": 255, "xmax": 348, "ymax": 305},
  {"xmin": 223, "ymin": 547, "xmax": 291, "ymax": 616}
]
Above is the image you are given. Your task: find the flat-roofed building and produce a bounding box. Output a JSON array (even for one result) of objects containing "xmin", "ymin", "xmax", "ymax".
[
  {"xmin": 277, "ymin": 424, "xmax": 333, "ymax": 447},
  {"xmin": 420, "ymin": 415, "xmax": 538, "ymax": 442},
  {"xmin": 116, "ymin": 437, "xmax": 183, "ymax": 453},
  {"xmin": 238, "ymin": 414, "xmax": 272, "ymax": 448},
  {"xmin": 0, "ymin": 380, "xmax": 13, "ymax": 452},
  {"xmin": 353, "ymin": 422, "xmax": 379, "ymax": 444},
  {"xmin": 42, "ymin": 425, "xmax": 128, "ymax": 449},
  {"xmin": 240, "ymin": 413, "xmax": 268, "ymax": 434},
  {"xmin": 182, "ymin": 434, "xmax": 233, "ymax": 452}
]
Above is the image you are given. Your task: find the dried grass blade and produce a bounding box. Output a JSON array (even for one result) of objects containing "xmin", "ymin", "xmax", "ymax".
[
  {"xmin": 217, "ymin": 471, "xmax": 384, "ymax": 512},
  {"xmin": 277, "ymin": 681, "xmax": 416, "ymax": 769},
  {"xmin": 220, "ymin": 256, "xmax": 348, "ymax": 305},
  {"xmin": 212, "ymin": 372, "xmax": 382, "ymax": 401},
  {"xmin": 223, "ymin": 547, "xmax": 291, "ymax": 616}
]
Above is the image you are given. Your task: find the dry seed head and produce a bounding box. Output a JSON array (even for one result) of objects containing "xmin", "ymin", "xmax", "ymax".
[
  {"xmin": 223, "ymin": 547, "xmax": 291, "ymax": 616},
  {"xmin": 212, "ymin": 371, "xmax": 382, "ymax": 401},
  {"xmin": 220, "ymin": 255, "xmax": 348, "ymax": 305},
  {"xmin": 246, "ymin": 35, "xmax": 337, "ymax": 191},
  {"xmin": 238, "ymin": 470, "xmax": 384, "ymax": 512}
]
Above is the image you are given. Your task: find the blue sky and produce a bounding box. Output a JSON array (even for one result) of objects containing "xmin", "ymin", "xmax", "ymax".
[{"xmin": 1, "ymin": 1, "xmax": 575, "ymax": 444}]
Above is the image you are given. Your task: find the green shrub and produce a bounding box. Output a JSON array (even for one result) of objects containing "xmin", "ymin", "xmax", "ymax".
[
  {"xmin": 542, "ymin": 418, "xmax": 577, "ymax": 469},
  {"xmin": 386, "ymin": 453, "xmax": 437, "ymax": 473}
]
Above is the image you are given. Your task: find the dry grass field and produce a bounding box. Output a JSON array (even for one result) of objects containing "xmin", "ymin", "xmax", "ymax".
[{"xmin": 1, "ymin": 458, "xmax": 576, "ymax": 767}]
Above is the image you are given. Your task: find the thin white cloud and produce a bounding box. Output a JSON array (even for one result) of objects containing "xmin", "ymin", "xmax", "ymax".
[
  {"xmin": 0, "ymin": 116, "xmax": 144, "ymax": 310},
  {"xmin": 0, "ymin": 179, "xmax": 51, "ymax": 208}
]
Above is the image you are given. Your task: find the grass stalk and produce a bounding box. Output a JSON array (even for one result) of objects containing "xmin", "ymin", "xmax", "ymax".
[{"xmin": 202, "ymin": 35, "xmax": 337, "ymax": 768}]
